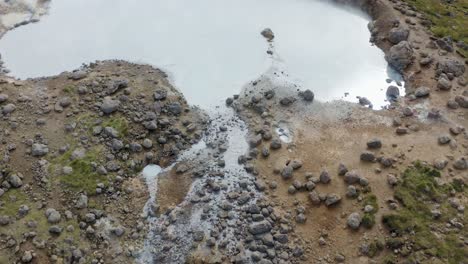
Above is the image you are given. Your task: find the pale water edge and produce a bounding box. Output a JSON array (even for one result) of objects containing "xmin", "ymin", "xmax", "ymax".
[{"xmin": 0, "ymin": 0, "xmax": 402, "ymax": 108}]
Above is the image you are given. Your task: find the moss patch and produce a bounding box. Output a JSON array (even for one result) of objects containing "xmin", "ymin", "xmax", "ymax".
[
  {"xmin": 62, "ymin": 85, "xmax": 75, "ymax": 94},
  {"xmin": 361, "ymin": 194, "xmax": 378, "ymax": 228},
  {"xmin": 367, "ymin": 238, "xmax": 385, "ymax": 257},
  {"xmin": 403, "ymin": 0, "xmax": 468, "ymax": 57},
  {"xmin": 382, "ymin": 163, "xmax": 467, "ymax": 264},
  {"xmin": 0, "ymin": 188, "xmax": 27, "ymax": 216},
  {"xmin": 102, "ymin": 116, "xmax": 129, "ymax": 137},
  {"xmin": 50, "ymin": 146, "xmax": 109, "ymax": 195}
]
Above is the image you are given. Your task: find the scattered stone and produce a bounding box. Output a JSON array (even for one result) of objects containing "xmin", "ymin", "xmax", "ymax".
[
  {"xmin": 2, "ymin": 103, "xmax": 16, "ymax": 114},
  {"xmin": 270, "ymin": 139, "xmax": 282, "ymax": 149},
  {"xmin": 69, "ymin": 70, "xmax": 87, "ymax": 80},
  {"xmin": 320, "ymin": 170, "xmax": 331, "ymax": 184},
  {"xmin": 308, "ymin": 191, "xmax": 321, "ymax": 205},
  {"xmin": 366, "ymin": 138, "xmax": 382, "ymax": 149},
  {"xmin": 447, "ymin": 99, "xmax": 459, "ymax": 109},
  {"xmin": 100, "ymin": 96, "xmax": 120, "ymax": 114},
  {"xmin": 455, "ymin": 95, "xmax": 468, "ymax": 108},
  {"xmin": 338, "ymin": 163, "xmax": 348, "ymax": 176},
  {"xmin": 438, "ymin": 134, "xmax": 451, "ymax": 144},
  {"xmin": 346, "ymin": 185, "xmax": 358, "ymax": 198},
  {"xmin": 387, "ymin": 174, "xmax": 398, "ymax": 187},
  {"xmin": 449, "ymin": 126, "xmax": 464, "ymax": 135},
  {"xmin": 347, "ymin": 212, "xmax": 362, "ymax": 230},
  {"xmin": 438, "ymin": 77, "xmax": 452, "ymax": 90},
  {"xmin": 45, "ymin": 208, "xmax": 61, "ymax": 224},
  {"xmin": 437, "ymin": 58, "xmax": 465, "ymax": 77},
  {"xmin": 75, "ymin": 194, "xmax": 88, "ymax": 209},
  {"xmin": 31, "ymin": 144, "xmax": 48, "ymax": 157},
  {"xmin": 281, "ymin": 166, "xmax": 293, "ymax": 180},
  {"xmin": 396, "ymin": 127, "xmax": 408, "ymax": 135},
  {"xmin": 360, "ymin": 151, "xmax": 375, "ymax": 162},
  {"xmin": 385, "ymin": 41, "xmax": 413, "ymax": 72},
  {"xmin": 296, "ymin": 213, "xmax": 307, "ymax": 223},
  {"xmin": 153, "ymin": 90, "xmax": 167, "ymax": 100},
  {"xmin": 8, "ymin": 174, "xmax": 23, "ymax": 188},
  {"xmin": 324, "ymin": 193, "xmax": 341, "ymax": 207},
  {"xmin": 433, "ymin": 159, "xmax": 448, "ymax": 170},
  {"xmin": 453, "ymin": 157, "xmax": 467, "ymax": 170},
  {"xmin": 388, "ymin": 26, "xmax": 409, "ymax": 44},
  {"xmin": 414, "ymin": 86, "xmax": 430, "ymax": 97},
  {"xmin": 280, "ymin": 97, "xmax": 295, "ymax": 106},
  {"xmin": 436, "ymin": 37, "xmax": 454, "ymax": 52},
  {"xmin": 344, "ymin": 171, "xmax": 360, "ymax": 184},
  {"xmin": 0, "ymin": 93, "xmax": 8, "ymax": 103},
  {"xmin": 21, "ymin": 250, "xmax": 33, "ymax": 263},
  {"xmin": 290, "ymin": 160, "xmax": 303, "ymax": 170}
]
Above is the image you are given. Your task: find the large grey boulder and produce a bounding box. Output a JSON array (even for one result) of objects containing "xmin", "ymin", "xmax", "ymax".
[
  {"xmin": 414, "ymin": 86, "xmax": 430, "ymax": 97},
  {"xmin": 347, "ymin": 212, "xmax": 362, "ymax": 230},
  {"xmin": 2, "ymin": 103, "xmax": 16, "ymax": 114},
  {"xmin": 344, "ymin": 171, "xmax": 360, "ymax": 184},
  {"xmin": 45, "ymin": 208, "xmax": 61, "ymax": 224},
  {"xmin": 437, "ymin": 59, "xmax": 465, "ymax": 77},
  {"xmin": 31, "ymin": 144, "xmax": 49, "ymax": 157},
  {"xmin": 0, "ymin": 94, "xmax": 8, "ymax": 103},
  {"xmin": 385, "ymin": 41, "xmax": 413, "ymax": 72},
  {"xmin": 100, "ymin": 97, "xmax": 120, "ymax": 114},
  {"xmin": 388, "ymin": 26, "xmax": 409, "ymax": 44},
  {"xmin": 8, "ymin": 174, "xmax": 23, "ymax": 188},
  {"xmin": 386, "ymin": 85, "xmax": 400, "ymax": 101},
  {"xmin": 300, "ymin": 89, "xmax": 314, "ymax": 102}
]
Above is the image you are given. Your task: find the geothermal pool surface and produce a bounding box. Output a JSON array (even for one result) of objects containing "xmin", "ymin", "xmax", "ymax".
[{"xmin": 0, "ymin": 0, "xmax": 401, "ymax": 107}]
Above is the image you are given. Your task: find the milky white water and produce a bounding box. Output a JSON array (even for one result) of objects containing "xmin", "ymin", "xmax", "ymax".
[{"xmin": 0, "ymin": 0, "xmax": 402, "ymax": 108}]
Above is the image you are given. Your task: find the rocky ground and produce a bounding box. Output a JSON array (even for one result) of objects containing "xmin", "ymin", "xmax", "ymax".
[
  {"xmin": 226, "ymin": 0, "xmax": 467, "ymax": 263},
  {"xmin": 0, "ymin": 60, "xmax": 206, "ymax": 263},
  {"xmin": 0, "ymin": 0, "xmax": 467, "ymax": 264}
]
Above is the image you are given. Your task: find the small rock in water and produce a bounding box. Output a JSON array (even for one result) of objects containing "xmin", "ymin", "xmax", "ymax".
[
  {"xmin": 357, "ymin": 96, "xmax": 372, "ymax": 108},
  {"xmin": 386, "ymin": 85, "xmax": 400, "ymax": 101},
  {"xmin": 261, "ymin": 28, "xmax": 274, "ymax": 41},
  {"xmin": 299, "ymin": 89, "xmax": 314, "ymax": 102}
]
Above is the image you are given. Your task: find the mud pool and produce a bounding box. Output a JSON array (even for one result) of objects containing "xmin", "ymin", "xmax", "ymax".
[{"xmin": 0, "ymin": 0, "xmax": 402, "ymax": 107}]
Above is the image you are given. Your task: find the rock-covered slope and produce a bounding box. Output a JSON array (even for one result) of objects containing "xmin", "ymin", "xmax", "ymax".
[{"xmin": 0, "ymin": 60, "xmax": 206, "ymax": 263}]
